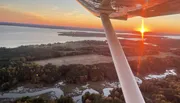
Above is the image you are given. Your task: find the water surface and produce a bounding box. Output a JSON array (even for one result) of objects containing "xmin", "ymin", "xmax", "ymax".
[
  {"xmin": 0, "ymin": 25, "xmax": 106, "ymax": 48},
  {"xmin": 1, "ymin": 25, "xmax": 179, "ymax": 48}
]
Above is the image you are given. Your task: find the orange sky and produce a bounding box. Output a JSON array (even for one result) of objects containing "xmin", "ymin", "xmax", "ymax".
[{"xmin": 0, "ymin": 0, "xmax": 180, "ymax": 34}]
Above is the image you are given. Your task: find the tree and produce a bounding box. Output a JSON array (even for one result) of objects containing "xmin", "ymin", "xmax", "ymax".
[{"xmin": 56, "ymin": 96, "xmax": 74, "ymax": 103}]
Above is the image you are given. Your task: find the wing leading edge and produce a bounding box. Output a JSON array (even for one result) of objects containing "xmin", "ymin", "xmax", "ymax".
[
  {"xmin": 129, "ymin": 0, "xmax": 180, "ymax": 18},
  {"xmin": 77, "ymin": 0, "xmax": 180, "ymax": 20}
]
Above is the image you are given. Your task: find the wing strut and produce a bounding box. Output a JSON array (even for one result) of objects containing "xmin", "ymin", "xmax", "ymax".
[{"xmin": 100, "ymin": 13, "xmax": 145, "ymax": 103}]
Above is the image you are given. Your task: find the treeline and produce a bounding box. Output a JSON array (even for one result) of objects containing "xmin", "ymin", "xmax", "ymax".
[
  {"xmin": 0, "ymin": 62, "xmax": 117, "ymax": 91},
  {"xmin": 14, "ymin": 96, "xmax": 74, "ymax": 103},
  {"xmin": 0, "ymin": 41, "xmax": 107, "ymax": 68},
  {"xmin": 13, "ymin": 75, "xmax": 180, "ymax": 103},
  {"xmin": 0, "ymin": 40, "xmax": 161, "ymax": 68},
  {"xmin": 171, "ymin": 48, "xmax": 180, "ymax": 56},
  {"xmin": 1, "ymin": 55, "xmax": 180, "ymax": 91},
  {"xmin": 83, "ymin": 75, "xmax": 180, "ymax": 103},
  {"xmin": 146, "ymin": 37, "xmax": 180, "ymax": 49},
  {"xmin": 130, "ymin": 56, "xmax": 180, "ymax": 76}
]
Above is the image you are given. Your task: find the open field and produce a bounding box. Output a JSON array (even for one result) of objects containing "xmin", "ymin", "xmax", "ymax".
[
  {"xmin": 34, "ymin": 54, "xmax": 112, "ymax": 66},
  {"xmin": 34, "ymin": 52, "xmax": 180, "ymax": 66}
]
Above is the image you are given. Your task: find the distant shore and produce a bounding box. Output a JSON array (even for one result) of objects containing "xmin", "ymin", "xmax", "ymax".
[{"xmin": 58, "ymin": 31, "xmax": 161, "ymax": 39}]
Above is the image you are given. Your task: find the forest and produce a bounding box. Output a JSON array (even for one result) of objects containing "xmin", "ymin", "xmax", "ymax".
[{"xmin": 1, "ymin": 55, "xmax": 180, "ymax": 91}]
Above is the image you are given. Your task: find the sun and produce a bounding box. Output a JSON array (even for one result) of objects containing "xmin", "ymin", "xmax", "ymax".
[
  {"xmin": 140, "ymin": 19, "xmax": 145, "ymax": 39},
  {"xmin": 136, "ymin": 18, "xmax": 149, "ymax": 39}
]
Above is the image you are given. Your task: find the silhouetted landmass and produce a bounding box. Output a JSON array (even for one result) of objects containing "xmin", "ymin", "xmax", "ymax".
[
  {"xmin": 0, "ymin": 22, "xmax": 103, "ymax": 32},
  {"xmin": 146, "ymin": 37, "xmax": 180, "ymax": 48},
  {"xmin": 58, "ymin": 31, "xmax": 168, "ymax": 39},
  {"xmin": 58, "ymin": 32, "xmax": 105, "ymax": 37}
]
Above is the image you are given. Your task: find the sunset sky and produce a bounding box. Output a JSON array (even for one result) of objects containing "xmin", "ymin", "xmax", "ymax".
[{"xmin": 0, "ymin": 0, "xmax": 180, "ymax": 34}]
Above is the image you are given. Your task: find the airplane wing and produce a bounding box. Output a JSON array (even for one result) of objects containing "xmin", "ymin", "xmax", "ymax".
[
  {"xmin": 77, "ymin": 0, "xmax": 180, "ymax": 20},
  {"xmin": 128, "ymin": 0, "xmax": 180, "ymax": 18}
]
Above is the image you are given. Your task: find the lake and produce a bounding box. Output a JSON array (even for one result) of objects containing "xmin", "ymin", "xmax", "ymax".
[
  {"xmin": 0, "ymin": 25, "xmax": 106, "ymax": 48},
  {"xmin": 0, "ymin": 25, "xmax": 179, "ymax": 48}
]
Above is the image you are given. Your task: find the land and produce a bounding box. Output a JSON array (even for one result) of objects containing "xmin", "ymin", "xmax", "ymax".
[
  {"xmin": 0, "ymin": 22, "xmax": 102, "ymax": 32},
  {"xmin": 34, "ymin": 54, "xmax": 112, "ymax": 66},
  {"xmin": 58, "ymin": 31, "xmax": 163, "ymax": 39},
  {"xmin": 0, "ymin": 34, "xmax": 180, "ymax": 103}
]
